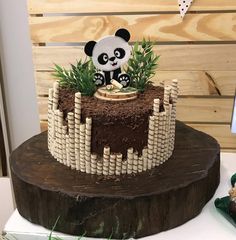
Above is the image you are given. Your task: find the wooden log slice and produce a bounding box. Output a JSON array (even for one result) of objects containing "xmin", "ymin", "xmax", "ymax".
[
  {"xmin": 11, "ymin": 121, "xmax": 220, "ymax": 239},
  {"xmin": 94, "ymin": 87, "xmax": 138, "ymax": 102}
]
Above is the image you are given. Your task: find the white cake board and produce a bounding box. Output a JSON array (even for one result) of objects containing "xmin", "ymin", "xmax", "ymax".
[{"xmin": 3, "ymin": 153, "xmax": 236, "ymax": 240}]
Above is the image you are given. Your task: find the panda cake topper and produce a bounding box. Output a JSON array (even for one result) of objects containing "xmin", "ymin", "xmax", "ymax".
[{"xmin": 84, "ymin": 28, "xmax": 131, "ymax": 88}]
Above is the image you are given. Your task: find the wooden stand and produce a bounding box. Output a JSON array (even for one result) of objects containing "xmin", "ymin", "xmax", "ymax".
[{"xmin": 10, "ymin": 121, "xmax": 220, "ymax": 239}]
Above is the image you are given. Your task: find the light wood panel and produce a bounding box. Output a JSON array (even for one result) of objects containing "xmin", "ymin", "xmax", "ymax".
[
  {"xmin": 177, "ymin": 97, "xmax": 234, "ymax": 123},
  {"xmin": 28, "ymin": 0, "xmax": 236, "ymax": 14},
  {"xmin": 208, "ymin": 71, "xmax": 236, "ymax": 96},
  {"xmin": 30, "ymin": 13, "xmax": 236, "ymax": 43},
  {"xmin": 156, "ymin": 71, "xmax": 236, "ymax": 96},
  {"xmin": 35, "ymin": 70, "xmax": 236, "ymax": 96},
  {"xmin": 37, "ymin": 96, "xmax": 234, "ymax": 123},
  {"xmin": 189, "ymin": 123, "xmax": 236, "ymax": 149},
  {"xmin": 32, "ymin": 45, "xmax": 236, "ymax": 71}
]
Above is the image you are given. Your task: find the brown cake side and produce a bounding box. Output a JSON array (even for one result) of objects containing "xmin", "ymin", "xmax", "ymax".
[{"xmin": 58, "ymin": 85, "xmax": 166, "ymax": 157}]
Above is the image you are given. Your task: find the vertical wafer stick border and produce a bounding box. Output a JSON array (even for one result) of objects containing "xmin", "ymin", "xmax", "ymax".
[
  {"xmin": 74, "ymin": 92, "xmax": 81, "ymax": 170},
  {"xmin": 142, "ymin": 148, "xmax": 148, "ymax": 171},
  {"xmin": 116, "ymin": 153, "xmax": 122, "ymax": 175},
  {"xmin": 133, "ymin": 151, "xmax": 138, "ymax": 173},
  {"xmin": 85, "ymin": 117, "xmax": 92, "ymax": 174},
  {"xmin": 163, "ymin": 86, "xmax": 171, "ymax": 162},
  {"xmin": 148, "ymin": 116, "xmax": 155, "ymax": 169},
  {"xmin": 57, "ymin": 110, "xmax": 64, "ymax": 163},
  {"xmin": 109, "ymin": 154, "xmax": 116, "ymax": 175},
  {"xmin": 62, "ymin": 126, "xmax": 67, "ymax": 165},
  {"xmin": 103, "ymin": 146, "xmax": 110, "ymax": 176},
  {"xmin": 52, "ymin": 81, "xmax": 59, "ymax": 110},
  {"xmin": 79, "ymin": 124, "xmax": 86, "ymax": 172},
  {"xmin": 91, "ymin": 154, "xmax": 97, "ymax": 175},
  {"xmin": 68, "ymin": 112, "xmax": 75, "ymax": 169},
  {"xmin": 127, "ymin": 148, "xmax": 134, "ymax": 174},
  {"xmin": 170, "ymin": 79, "xmax": 178, "ymax": 153},
  {"xmin": 153, "ymin": 98, "xmax": 160, "ymax": 166},
  {"xmin": 97, "ymin": 160, "xmax": 103, "ymax": 175},
  {"xmin": 48, "ymin": 80, "xmax": 179, "ymax": 176}
]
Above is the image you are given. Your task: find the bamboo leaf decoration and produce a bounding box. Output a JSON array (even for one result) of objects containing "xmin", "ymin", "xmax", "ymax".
[
  {"xmin": 53, "ymin": 39, "xmax": 159, "ymax": 95},
  {"xmin": 126, "ymin": 39, "xmax": 160, "ymax": 93},
  {"xmin": 53, "ymin": 59, "xmax": 97, "ymax": 96}
]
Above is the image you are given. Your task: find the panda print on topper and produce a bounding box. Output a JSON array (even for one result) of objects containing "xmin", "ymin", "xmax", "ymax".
[{"xmin": 84, "ymin": 28, "xmax": 131, "ymax": 88}]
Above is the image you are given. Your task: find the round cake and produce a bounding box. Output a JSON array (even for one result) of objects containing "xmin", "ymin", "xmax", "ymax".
[
  {"xmin": 47, "ymin": 81, "xmax": 178, "ymax": 175},
  {"xmin": 58, "ymin": 84, "xmax": 173, "ymax": 157}
]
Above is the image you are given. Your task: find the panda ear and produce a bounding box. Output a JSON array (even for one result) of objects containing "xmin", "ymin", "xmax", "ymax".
[
  {"xmin": 84, "ymin": 41, "xmax": 96, "ymax": 57},
  {"xmin": 115, "ymin": 28, "xmax": 130, "ymax": 42}
]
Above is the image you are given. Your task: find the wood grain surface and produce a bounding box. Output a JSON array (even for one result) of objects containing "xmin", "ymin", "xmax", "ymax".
[
  {"xmin": 30, "ymin": 13, "xmax": 236, "ymax": 43},
  {"xmin": 32, "ymin": 45, "xmax": 236, "ymax": 71},
  {"xmin": 35, "ymin": 71, "xmax": 236, "ymax": 96},
  {"xmin": 28, "ymin": 0, "xmax": 236, "ymax": 14}
]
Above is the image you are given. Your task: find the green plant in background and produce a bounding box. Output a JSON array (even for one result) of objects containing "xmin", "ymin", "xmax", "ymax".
[
  {"xmin": 53, "ymin": 59, "xmax": 96, "ymax": 96},
  {"xmin": 126, "ymin": 39, "xmax": 160, "ymax": 93}
]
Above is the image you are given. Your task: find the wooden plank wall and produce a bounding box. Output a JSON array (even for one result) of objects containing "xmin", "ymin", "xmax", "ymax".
[{"xmin": 28, "ymin": 0, "xmax": 236, "ymax": 152}]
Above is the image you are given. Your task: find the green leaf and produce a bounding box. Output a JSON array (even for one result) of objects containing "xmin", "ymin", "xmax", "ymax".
[
  {"xmin": 231, "ymin": 173, "xmax": 236, "ymax": 187},
  {"xmin": 53, "ymin": 58, "xmax": 97, "ymax": 96},
  {"xmin": 126, "ymin": 38, "xmax": 160, "ymax": 93},
  {"xmin": 48, "ymin": 216, "xmax": 60, "ymax": 240}
]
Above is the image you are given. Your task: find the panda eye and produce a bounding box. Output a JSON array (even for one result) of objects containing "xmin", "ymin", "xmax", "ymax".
[
  {"xmin": 114, "ymin": 48, "xmax": 125, "ymax": 59},
  {"xmin": 98, "ymin": 53, "xmax": 108, "ymax": 65}
]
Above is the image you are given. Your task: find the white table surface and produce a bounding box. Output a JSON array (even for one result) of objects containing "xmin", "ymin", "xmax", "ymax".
[
  {"xmin": 3, "ymin": 152, "xmax": 236, "ymax": 239},
  {"xmin": 0, "ymin": 177, "xmax": 14, "ymax": 233}
]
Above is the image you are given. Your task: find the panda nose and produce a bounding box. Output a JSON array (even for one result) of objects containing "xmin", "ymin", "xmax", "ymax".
[{"xmin": 109, "ymin": 56, "xmax": 116, "ymax": 61}]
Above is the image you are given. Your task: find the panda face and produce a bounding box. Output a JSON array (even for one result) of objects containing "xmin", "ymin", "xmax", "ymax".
[{"xmin": 92, "ymin": 36, "xmax": 131, "ymax": 71}]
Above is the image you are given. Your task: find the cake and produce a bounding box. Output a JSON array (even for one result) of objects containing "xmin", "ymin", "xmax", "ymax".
[
  {"xmin": 10, "ymin": 29, "xmax": 220, "ymax": 239},
  {"xmin": 48, "ymin": 29, "xmax": 177, "ymax": 175},
  {"xmin": 48, "ymin": 81, "xmax": 177, "ymax": 175}
]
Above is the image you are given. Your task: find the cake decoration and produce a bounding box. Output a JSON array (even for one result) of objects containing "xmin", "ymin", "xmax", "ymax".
[
  {"xmin": 215, "ymin": 173, "xmax": 236, "ymax": 226},
  {"xmin": 84, "ymin": 28, "xmax": 131, "ymax": 88},
  {"xmin": 47, "ymin": 79, "xmax": 178, "ymax": 176},
  {"xmin": 178, "ymin": 0, "xmax": 194, "ymax": 18},
  {"xmin": 48, "ymin": 29, "xmax": 179, "ymax": 176}
]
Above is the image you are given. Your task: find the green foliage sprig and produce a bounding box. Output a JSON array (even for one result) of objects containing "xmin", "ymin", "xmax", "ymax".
[
  {"xmin": 53, "ymin": 59, "xmax": 96, "ymax": 96},
  {"xmin": 126, "ymin": 39, "xmax": 160, "ymax": 93}
]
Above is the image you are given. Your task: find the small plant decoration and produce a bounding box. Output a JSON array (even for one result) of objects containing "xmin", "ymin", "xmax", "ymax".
[
  {"xmin": 126, "ymin": 39, "xmax": 160, "ymax": 93},
  {"xmin": 53, "ymin": 59, "xmax": 97, "ymax": 96}
]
